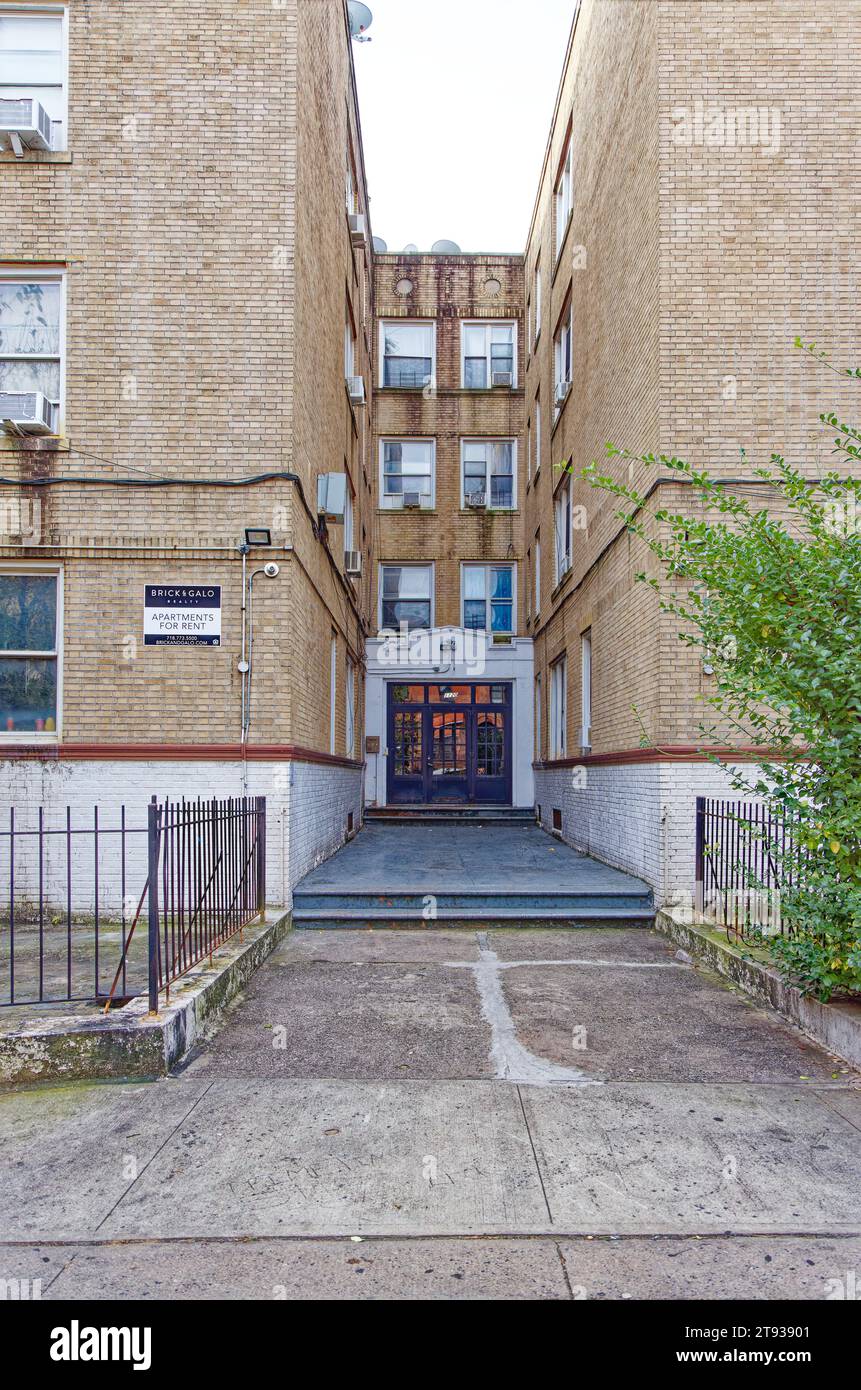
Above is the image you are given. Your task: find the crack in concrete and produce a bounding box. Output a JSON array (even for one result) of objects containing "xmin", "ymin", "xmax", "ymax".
[{"xmin": 446, "ymin": 935, "xmax": 602, "ymax": 1086}]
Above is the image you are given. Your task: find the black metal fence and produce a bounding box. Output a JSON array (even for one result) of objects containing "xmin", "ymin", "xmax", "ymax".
[
  {"xmin": 0, "ymin": 796, "xmax": 266, "ymax": 1010},
  {"xmin": 694, "ymin": 796, "xmax": 800, "ymax": 942}
]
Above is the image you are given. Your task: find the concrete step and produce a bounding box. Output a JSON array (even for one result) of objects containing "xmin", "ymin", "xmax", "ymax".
[
  {"xmin": 364, "ymin": 807, "xmax": 536, "ymax": 825},
  {"xmin": 292, "ymin": 907, "xmax": 656, "ymax": 929},
  {"xmin": 293, "ymin": 890, "xmax": 654, "ymax": 914}
]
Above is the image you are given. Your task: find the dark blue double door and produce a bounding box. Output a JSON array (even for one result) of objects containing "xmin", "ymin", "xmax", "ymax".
[{"xmin": 387, "ymin": 682, "xmax": 512, "ymax": 805}]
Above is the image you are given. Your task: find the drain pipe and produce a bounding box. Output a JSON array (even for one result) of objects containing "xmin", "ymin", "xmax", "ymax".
[{"xmin": 238, "ymin": 547, "xmax": 281, "ymax": 792}]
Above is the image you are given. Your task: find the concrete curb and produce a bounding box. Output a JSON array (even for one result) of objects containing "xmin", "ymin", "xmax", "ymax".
[
  {"xmin": 0, "ymin": 912, "xmax": 291, "ymax": 1086},
  {"xmin": 655, "ymin": 910, "xmax": 861, "ymax": 1071}
]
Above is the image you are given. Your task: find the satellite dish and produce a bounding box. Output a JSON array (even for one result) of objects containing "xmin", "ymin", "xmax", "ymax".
[
  {"xmin": 432, "ymin": 239, "xmax": 462, "ymax": 254},
  {"xmin": 348, "ymin": 2, "xmax": 373, "ymax": 38},
  {"xmin": 372, "ymin": 236, "xmax": 388, "ymax": 253},
  {"xmin": 402, "ymin": 243, "xmax": 419, "ymax": 254}
]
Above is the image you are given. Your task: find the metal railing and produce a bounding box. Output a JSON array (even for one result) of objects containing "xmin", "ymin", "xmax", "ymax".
[
  {"xmin": 0, "ymin": 795, "xmax": 266, "ymax": 1010},
  {"xmin": 694, "ymin": 796, "xmax": 802, "ymax": 943},
  {"xmin": 147, "ymin": 795, "xmax": 265, "ymax": 1009}
]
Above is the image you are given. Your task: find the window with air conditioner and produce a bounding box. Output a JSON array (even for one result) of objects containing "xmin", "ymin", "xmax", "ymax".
[
  {"xmin": 0, "ymin": 568, "xmax": 61, "ymax": 737},
  {"xmin": 0, "ymin": 10, "xmax": 66, "ymax": 152},
  {"xmin": 0, "ymin": 271, "xmax": 63, "ymax": 435},
  {"xmin": 554, "ymin": 476, "xmax": 572, "ymax": 582},
  {"xmin": 555, "ymin": 136, "xmax": 572, "ymax": 260},
  {"xmin": 461, "ymin": 321, "xmax": 516, "ymax": 389},
  {"xmin": 461, "ymin": 439, "xmax": 515, "ymax": 510},
  {"xmin": 554, "ymin": 302, "xmax": 572, "ymax": 410},
  {"xmin": 380, "ymin": 564, "xmax": 432, "ymax": 632},
  {"xmin": 462, "ymin": 564, "xmax": 514, "ymax": 637},
  {"xmin": 380, "ymin": 321, "xmax": 435, "ymax": 390},
  {"xmin": 550, "ymin": 656, "xmax": 567, "ymax": 758},
  {"xmin": 380, "ymin": 439, "xmax": 434, "ymax": 510}
]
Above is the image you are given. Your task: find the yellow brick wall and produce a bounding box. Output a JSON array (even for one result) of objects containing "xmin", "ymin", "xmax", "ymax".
[{"xmin": 373, "ymin": 254, "xmax": 526, "ymax": 633}]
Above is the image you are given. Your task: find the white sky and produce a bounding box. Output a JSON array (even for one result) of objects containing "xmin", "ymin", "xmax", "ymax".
[{"xmin": 352, "ymin": 0, "xmax": 576, "ymax": 254}]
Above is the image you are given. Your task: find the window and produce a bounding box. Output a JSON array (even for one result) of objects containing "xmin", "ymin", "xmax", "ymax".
[
  {"xmin": 554, "ymin": 477, "xmax": 572, "ymax": 581},
  {"xmin": 0, "ymin": 569, "xmax": 60, "ymax": 736},
  {"xmin": 380, "ymin": 564, "xmax": 432, "ymax": 632},
  {"xmin": 461, "ymin": 321, "xmax": 516, "ymax": 388},
  {"xmin": 343, "ymin": 479, "xmax": 354, "ymax": 553},
  {"xmin": 535, "ymin": 673, "xmax": 542, "ymax": 758},
  {"xmin": 526, "ymin": 417, "xmax": 531, "ymax": 483},
  {"xmin": 534, "ymin": 395, "xmax": 542, "ymax": 474},
  {"xmin": 0, "ymin": 271, "xmax": 63, "ymax": 430},
  {"xmin": 581, "ymin": 629, "xmax": 592, "ymax": 750},
  {"xmin": 0, "ymin": 10, "xmax": 66, "ymax": 150},
  {"xmin": 534, "ymin": 260, "xmax": 541, "ymax": 343},
  {"xmin": 554, "ymin": 301, "xmax": 572, "ymax": 402},
  {"xmin": 380, "ymin": 439, "xmax": 434, "ymax": 509},
  {"xmin": 346, "ymin": 658, "xmax": 356, "ymax": 758},
  {"xmin": 462, "ymin": 565, "xmax": 514, "ymax": 636},
  {"xmin": 534, "ymin": 536, "xmax": 541, "ymax": 615},
  {"xmin": 526, "ymin": 297, "xmax": 532, "ymax": 354},
  {"xmin": 346, "ymin": 145, "xmax": 358, "ymax": 216},
  {"xmin": 344, "ymin": 311, "xmax": 356, "ymax": 379},
  {"xmin": 380, "ymin": 321, "xmax": 435, "ymax": 389},
  {"xmin": 555, "ymin": 137, "xmax": 572, "ymax": 260},
  {"xmin": 550, "ymin": 657, "xmax": 567, "ymax": 758},
  {"xmin": 329, "ymin": 632, "xmax": 337, "ymax": 754},
  {"xmin": 462, "ymin": 440, "xmax": 515, "ymax": 510}
]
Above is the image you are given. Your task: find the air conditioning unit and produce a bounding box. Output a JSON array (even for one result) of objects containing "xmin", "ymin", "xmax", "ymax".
[
  {"xmin": 465, "ymin": 491, "xmax": 486, "ymax": 508},
  {"xmin": 0, "ymin": 392, "xmax": 57, "ymax": 436},
  {"xmin": 347, "ymin": 375, "xmax": 365, "ymax": 405},
  {"xmin": 0, "ymin": 98, "xmax": 53, "ymax": 153},
  {"xmin": 345, "ymin": 550, "xmax": 362, "ymax": 577},
  {"xmin": 578, "ymin": 724, "xmax": 591, "ymax": 751},
  {"xmin": 555, "ymin": 379, "xmax": 571, "ymax": 406},
  {"xmin": 317, "ymin": 472, "xmax": 347, "ymax": 523},
  {"xmin": 403, "ymin": 491, "xmax": 424, "ymax": 509},
  {"xmin": 492, "ymin": 633, "xmax": 513, "ymax": 646},
  {"xmin": 492, "ymin": 371, "xmax": 513, "ymax": 388},
  {"xmin": 349, "ymin": 212, "xmax": 366, "ymax": 241}
]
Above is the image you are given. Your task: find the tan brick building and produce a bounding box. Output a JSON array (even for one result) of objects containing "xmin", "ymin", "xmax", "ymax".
[
  {"xmin": 1, "ymin": 0, "xmax": 858, "ymax": 905},
  {"xmin": 0, "ymin": 0, "xmax": 375, "ymax": 899}
]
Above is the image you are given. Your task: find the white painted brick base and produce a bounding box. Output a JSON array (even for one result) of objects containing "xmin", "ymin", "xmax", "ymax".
[
  {"xmin": 535, "ymin": 761, "xmax": 760, "ymax": 906},
  {"xmin": 0, "ymin": 758, "xmax": 363, "ymax": 912}
]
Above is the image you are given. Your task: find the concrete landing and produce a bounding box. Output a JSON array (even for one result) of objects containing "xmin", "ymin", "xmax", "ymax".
[{"xmin": 292, "ymin": 822, "xmax": 654, "ymax": 928}]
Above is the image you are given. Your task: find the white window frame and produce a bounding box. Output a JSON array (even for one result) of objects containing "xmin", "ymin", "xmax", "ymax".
[
  {"xmin": 535, "ymin": 672, "xmax": 542, "ymax": 759},
  {"xmin": 345, "ymin": 144, "xmax": 358, "ymax": 217},
  {"xmin": 534, "ymin": 261, "xmax": 542, "ymax": 344},
  {"xmin": 534, "ymin": 395, "xmax": 542, "ymax": 475},
  {"xmin": 581, "ymin": 628, "xmax": 592, "ymax": 751},
  {"xmin": 344, "ymin": 312, "xmax": 356, "ymax": 380},
  {"xmin": 343, "ymin": 479, "xmax": 354, "ymax": 553},
  {"xmin": 554, "ymin": 301, "xmax": 573, "ymax": 400},
  {"xmin": 379, "ymin": 319, "xmax": 436, "ymax": 391},
  {"xmin": 460, "ymin": 563, "xmax": 516, "ymax": 637},
  {"xmin": 379, "ymin": 437, "xmax": 436, "ymax": 511},
  {"xmin": 0, "ymin": 5, "xmax": 69, "ymax": 151},
  {"xmin": 555, "ymin": 136, "xmax": 573, "ymax": 261},
  {"xmin": 554, "ymin": 476, "xmax": 572, "ymax": 583},
  {"xmin": 534, "ymin": 537, "xmax": 541, "ymax": 616},
  {"xmin": 550, "ymin": 656, "xmax": 567, "ymax": 759},
  {"xmin": 0, "ymin": 264, "xmax": 66, "ymax": 433},
  {"xmin": 460, "ymin": 438, "xmax": 517, "ymax": 512},
  {"xmin": 378, "ymin": 563, "xmax": 434, "ymax": 633},
  {"xmin": 329, "ymin": 632, "xmax": 337, "ymax": 754},
  {"xmin": 345, "ymin": 657, "xmax": 356, "ymax": 758},
  {"xmin": 526, "ymin": 417, "xmax": 531, "ymax": 483},
  {"xmin": 0, "ymin": 561, "xmax": 62, "ymax": 742},
  {"xmin": 460, "ymin": 320, "xmax": 517, "ymax": 389}
]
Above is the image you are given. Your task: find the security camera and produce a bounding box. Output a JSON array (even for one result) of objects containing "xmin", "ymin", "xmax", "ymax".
[{"xmin": 263, "ymin": 562, "xmax": 280, "ymax": 578}]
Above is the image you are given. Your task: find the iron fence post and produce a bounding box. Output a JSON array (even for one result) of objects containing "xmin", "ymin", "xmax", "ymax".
[
  {"xmin": 694, "ymin": 796, "xmax": 705, "ymax": 916},
  {"xmin": 257, "ymin": 796, "xmax": 266, "ymax": 918},
  {"xmin": 147, "ymin": 795, "xmax": 161, "ymax": 1013}
]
